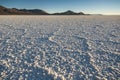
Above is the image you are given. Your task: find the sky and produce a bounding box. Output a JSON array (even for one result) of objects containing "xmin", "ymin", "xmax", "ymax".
[{"xmin": 0, "ymin": 0, "xmax": 120, "ymax": 15}]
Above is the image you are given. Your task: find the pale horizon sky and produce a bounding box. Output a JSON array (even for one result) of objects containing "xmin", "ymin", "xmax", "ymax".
[{"xmin": 0, "ymin": 0, "xmax": 120, "ymax": 15}]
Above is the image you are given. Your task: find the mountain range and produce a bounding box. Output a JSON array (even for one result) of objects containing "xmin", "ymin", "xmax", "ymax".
[{"xmin": 0, "ymin": 5, "xmax": 85, "ymax": 15}]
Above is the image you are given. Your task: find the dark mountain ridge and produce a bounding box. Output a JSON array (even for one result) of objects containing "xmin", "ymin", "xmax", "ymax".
[
  {"xmin": 53, "ymin": 10, "xmax": 85, "ymax": 15},
  {"xmin": 0, "ymin": 5, "xmax": 85, "ymax": 15}
]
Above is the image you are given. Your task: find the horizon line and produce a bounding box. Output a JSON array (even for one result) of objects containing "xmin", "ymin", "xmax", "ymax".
[{"xmin": 0, "ymin": 5, "xmax": 120, "ymax": 15}]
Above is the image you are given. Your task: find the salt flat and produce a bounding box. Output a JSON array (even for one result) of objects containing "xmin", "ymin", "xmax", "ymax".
[{"xmin": 0, "ymin": 15, "xmax": 120, "ymax": 80}]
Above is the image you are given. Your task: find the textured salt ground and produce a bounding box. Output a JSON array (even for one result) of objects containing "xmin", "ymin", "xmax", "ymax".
[{"xmin": 0, "ymin": 15, "xmax": 120, "ymax": 80}]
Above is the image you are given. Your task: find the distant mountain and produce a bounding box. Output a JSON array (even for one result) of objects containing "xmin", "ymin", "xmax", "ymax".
[
  {"xmin": 0, "ymin": 5, "xmax": 49, "ymax": 15},
  {"xmin": 0, "ymin": 5, "xmax": 85, "ymax": 15},
  {"xmin": 0, "ymin": 5, "xmax": 29, "ymax": 15},
  {"xmin": 53, "ymin": 10, "xmax": 85, "ymax": 15},
  {"xmin": 19, "ymin": 9, "xmax": 49, "ymax": 15}
]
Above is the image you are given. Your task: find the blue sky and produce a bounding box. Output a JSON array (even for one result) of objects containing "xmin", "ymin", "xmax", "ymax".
[{"xmin": 0, "ymin": 0, "xmax": 120, "ymax": 15}]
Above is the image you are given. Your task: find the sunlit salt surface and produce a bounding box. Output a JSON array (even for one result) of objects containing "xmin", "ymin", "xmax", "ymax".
[{"xmin": 0, "ymin": 15, "xmax": 120, "ymax": 80}]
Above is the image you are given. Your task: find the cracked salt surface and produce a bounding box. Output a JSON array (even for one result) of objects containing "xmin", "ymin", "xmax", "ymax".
[{"xmin": 0, "ymin": 15, "xmax": 120, "ymax": 80}]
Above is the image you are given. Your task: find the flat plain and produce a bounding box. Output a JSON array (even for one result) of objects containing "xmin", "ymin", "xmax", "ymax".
[{"xmin": 0, "ymin": 15, "xmax": 120, "ymax": 80}]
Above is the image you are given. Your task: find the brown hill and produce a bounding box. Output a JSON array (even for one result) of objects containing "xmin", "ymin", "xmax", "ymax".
[{"xmin": 0, "ymin": 5, "xmax": 48, "ymax": 15}]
